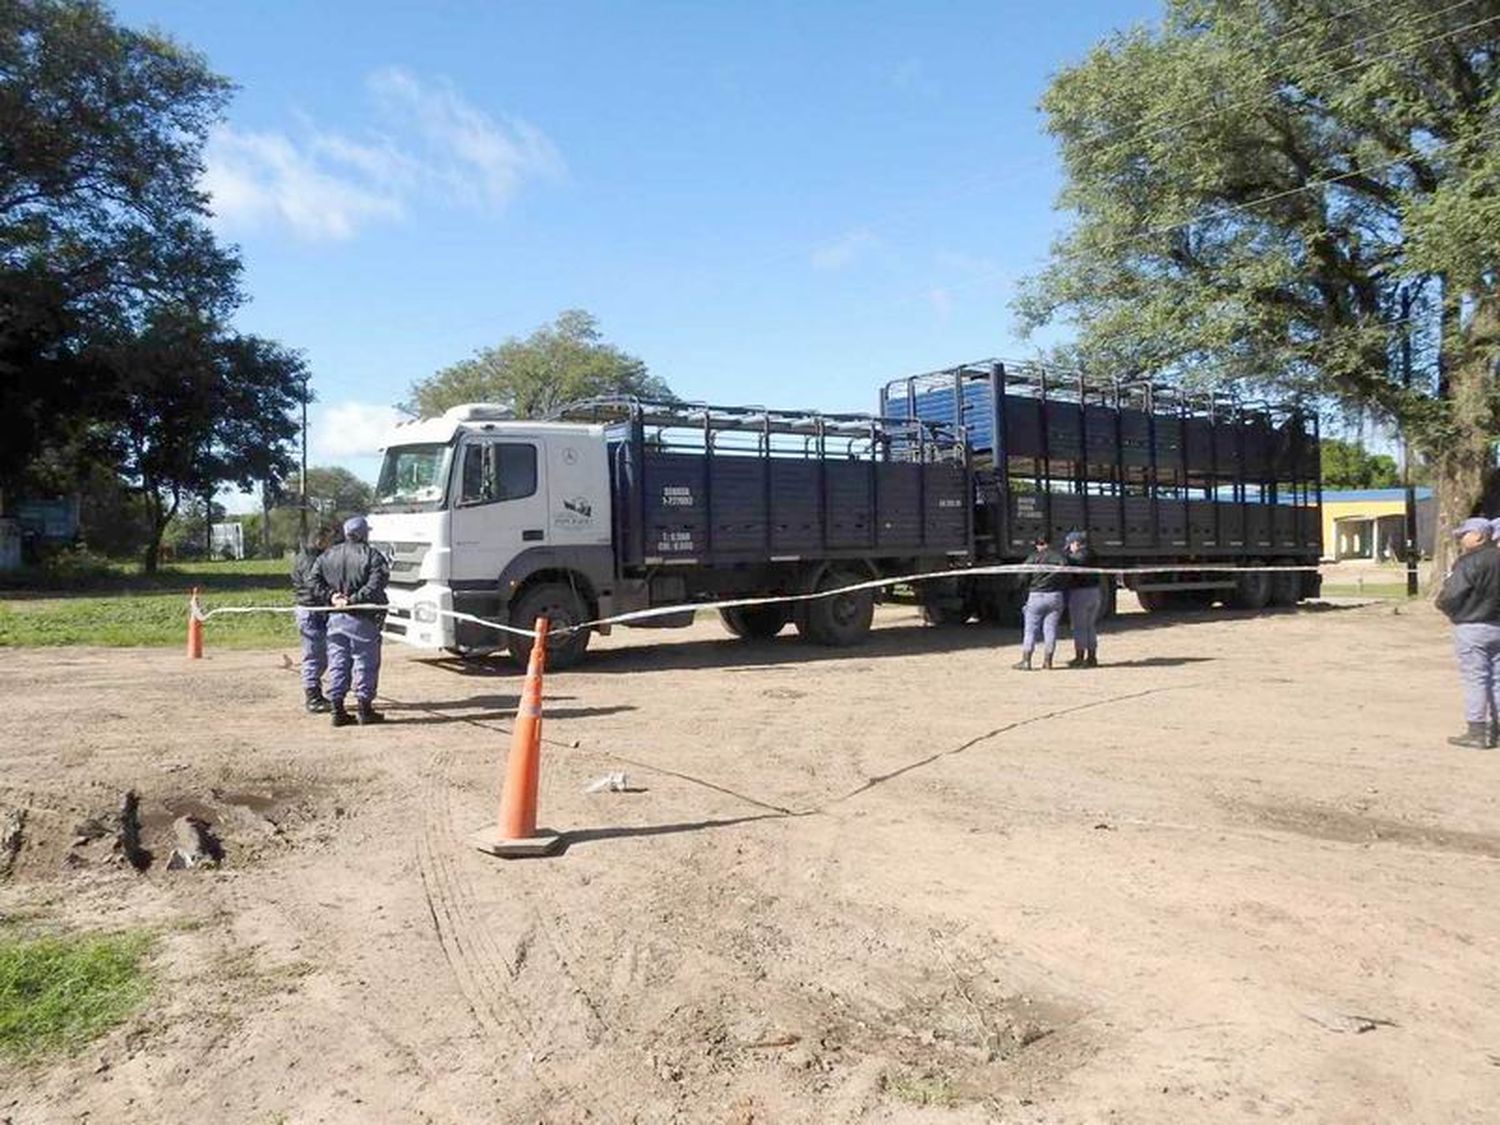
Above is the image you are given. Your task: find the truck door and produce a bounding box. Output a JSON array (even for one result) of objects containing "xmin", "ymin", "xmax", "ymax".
[{"xmin": 448, "ymin": 438, "xmax": 547, "ymax": 584}]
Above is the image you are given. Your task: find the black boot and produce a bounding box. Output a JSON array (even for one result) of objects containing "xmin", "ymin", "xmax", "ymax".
[
  {"xmin": 1012, "ymin": 653, "xmax": 1033, "ymax": 671},
  {"xmin": 305, "ymin": 688, "xmax": 332, "ymax": 714},
  {"xmin": 1447, "ymin": 721, "xmax": 1492, "ymax": 749},
  {"xmin": 1066, "ymin": 649, "xmax": 1087, "ymax": 668},
  {"xmin": 1085, "ymin": 648, "xmax": 1098, "ymax": 668},
  {"xmin": 330, "ymin": 701, "xmax": 353, "ymax": 728},
  {"xmin": 356, "ymin": 700, "xmax": 385, "ymax": 726}
]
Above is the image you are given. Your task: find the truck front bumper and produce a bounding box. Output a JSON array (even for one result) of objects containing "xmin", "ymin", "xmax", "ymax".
[{"xmin": 382, "ymin": 583, "xmax": 455, "ymax": 650}]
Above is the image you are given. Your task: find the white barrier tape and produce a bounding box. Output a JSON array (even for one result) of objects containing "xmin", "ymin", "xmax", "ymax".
[{"xmin": 188, "ymin": 561, "xmax": 1322, "ymax": 641}]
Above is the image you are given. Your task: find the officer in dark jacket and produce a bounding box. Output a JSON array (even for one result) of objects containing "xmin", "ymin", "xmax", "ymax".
[
  {"xmin": 1014, "ymin": 534, "xmax": 1068, "ymax": 670},
  {"xmin": 1436, "ymin": 516, "xmax": 1500, "ymax": 748},
  {"xmin": 1063, "ymin": 530, "xmax": 1102, "ymax": 668},
  {"xmin": 312, "ymin": 515, "xmax": 390, "ymax": 727},
  {"xmin": 291, "ymin": 525, "xmax": 335, "ymax": 713}
]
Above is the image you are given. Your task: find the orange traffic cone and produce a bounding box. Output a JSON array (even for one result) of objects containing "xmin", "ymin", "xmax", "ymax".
[
  {"xmin": 472, "ymin": 617, "xmax": 562, "ymax": 858},
  {"xmin": 186, "ymin": 588, "xmax": 204, "ymax": 659}
]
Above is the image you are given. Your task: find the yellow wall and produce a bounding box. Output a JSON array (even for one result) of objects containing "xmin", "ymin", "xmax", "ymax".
[{"xmin": 1321, "ymin": 498, "xmax": 1410, "ymax": 557}]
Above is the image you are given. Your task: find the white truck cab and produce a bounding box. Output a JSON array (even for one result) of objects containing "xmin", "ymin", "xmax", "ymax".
[{"xmin": 367, "ymin": 404, "xmax": 615, "ymax": 661}]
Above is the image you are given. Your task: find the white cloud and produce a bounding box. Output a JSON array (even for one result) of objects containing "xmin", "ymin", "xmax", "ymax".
[
  {"xmin": 203, "ymin": 69, "xmax": 562, "ymax": 241},
  {"xmin": 367, "ymin": 67, "xmax": 564, "ymax": 209},
  {"xmin": 204, "ymin": 128, "xmax": 404, "ymax": 241},
  {"xmin": 311, "ymin": 401, "xmax": 404, "ymax": 460},
  {"xmin": 810, "ymin": 229, "xmax": 878, "ymax": 271}
]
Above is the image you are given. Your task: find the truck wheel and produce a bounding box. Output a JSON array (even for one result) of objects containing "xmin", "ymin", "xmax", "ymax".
[
  {"xmin": 720, "ymin": 604, "xmax": 789, "ymax": 639},
  {"xmin": 1269, "ymin": 568, "xmax": 1300, "ymax": 607},
  {"xmin": 798, "ymin": 568, "xmax": 874, "ymax": 646},
  {"xmin": 508, "ymin": 582, "xmax": 591, "ymax": 669},
  {"xmin": 1229, "ymin": 566, "xmax": 1272, "ymax": 610},
  {"xmin": 1136, "ymin": 588, "xmax": 1171, "ymax": 612}
]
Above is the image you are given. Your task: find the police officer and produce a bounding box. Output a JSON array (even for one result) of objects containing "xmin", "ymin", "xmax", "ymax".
[
  {"xmin": 1063, "ymin": 530, "xmax": 1102, "ymax": 668},
  {"xmin": 1436, "ymin": 516, "xmax": 1500, "ymax": 749},
  {"xmin": 291, "ymin": 524, "xmax": 335, "ymax": 713},
  {"xmin": 1014, "ymin": 534, "xmax": 1068, "ymax": 670},
  {"xmin": 313, "ymin": 515, "xmax": 390, "ymax": 727}
]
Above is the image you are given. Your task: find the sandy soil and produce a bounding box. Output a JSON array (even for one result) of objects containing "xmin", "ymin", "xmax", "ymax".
[{"xmin": 1, "ymin": 596, "xmax": 1498, "ymax": 1124}]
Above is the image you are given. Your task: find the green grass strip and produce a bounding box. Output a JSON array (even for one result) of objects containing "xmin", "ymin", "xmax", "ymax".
[{"xmin": 0, "ymin": 930, "xmax": 154, "ymax": 1060}]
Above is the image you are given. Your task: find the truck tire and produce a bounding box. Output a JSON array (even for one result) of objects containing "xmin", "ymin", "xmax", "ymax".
[
  {"xmin": 507, "ymin": 582, "xmax": 591, "ymax": 669},
  {"xmin": 798, "ymin": 568, "xmax": 875, "ymax": 646},
  {"xmin": 1229, "ymin": 566, "xmax": 1272, "ymax": 611},
  {"xmin": 1269, "ymin": 568, "xmax": 1300, "ymax": 607},
  {"xmin": 720, "ymin": 603, "xmax": 789, "ymax": 640},
  {"xmin": 1136, "ymin": 588, "xmax": 1171, "ymax": 613}
]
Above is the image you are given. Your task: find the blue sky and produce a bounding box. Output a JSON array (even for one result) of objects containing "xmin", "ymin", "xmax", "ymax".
[{"xmin": 112, "ymin": 0, "xmax": 1162, "ymax": 500}]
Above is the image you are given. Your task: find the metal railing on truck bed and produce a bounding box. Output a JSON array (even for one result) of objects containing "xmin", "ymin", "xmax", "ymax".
[
  {"xmin": 556, "ymin": 397, "xmax": 974, "ymax": 569},
  {"xmin": 880, "ymin": 360, "xmax": 1321, "ymax": 559}
]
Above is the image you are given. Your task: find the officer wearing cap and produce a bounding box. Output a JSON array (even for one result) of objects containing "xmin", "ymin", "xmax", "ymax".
[
  {"xmin": 312, "ymin": 515, "xmax": 390, "ymax": 727},
  {"xmin": 1435, "ymin": 516, "xmax": 1500, "ymax": 748}
]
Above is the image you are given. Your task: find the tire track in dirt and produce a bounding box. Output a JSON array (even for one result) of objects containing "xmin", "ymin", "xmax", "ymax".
[{"xmin": 415, "ymin": 745, "xmax": 615, "ymax": 1121}]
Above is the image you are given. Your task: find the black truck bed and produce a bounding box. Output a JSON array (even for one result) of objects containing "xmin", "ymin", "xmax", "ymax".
[{"xmin": 561, "ymin": 399, "xmax": 972, "ymax": 570}]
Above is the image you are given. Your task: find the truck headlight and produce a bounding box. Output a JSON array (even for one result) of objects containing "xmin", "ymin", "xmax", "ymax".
[{"xmin": 413, "ymin": 601, "xmax": 438, "ymax": 624}]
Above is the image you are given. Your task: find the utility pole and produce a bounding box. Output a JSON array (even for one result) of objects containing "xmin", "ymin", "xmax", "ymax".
[
  {"xmin": 1400, "ymin": 285, "xmax": 1419, "ymax": 597},
  {"xmin": 299, "ymin": 372, "xmax": 309, "ymax": 542}
]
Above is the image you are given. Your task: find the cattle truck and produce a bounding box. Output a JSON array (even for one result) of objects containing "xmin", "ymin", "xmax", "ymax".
[{"xmin": 367, "ymin": 359, "xmax": 1321, "ymax": 668}]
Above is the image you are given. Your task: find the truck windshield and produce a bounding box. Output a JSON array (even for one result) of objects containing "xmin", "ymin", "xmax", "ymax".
[{"xmin": 373, "ymin": 444, "xmax": 452, "ymax": 512}]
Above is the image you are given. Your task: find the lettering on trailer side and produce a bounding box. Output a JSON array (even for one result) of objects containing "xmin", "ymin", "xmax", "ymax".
[
  {"xmin": 657, "ymin": 530, "xmax": 695, "ymax": 552},
  {"xmin": 661, "ymin": 486, "xmax": 695, "ymax": 508}
]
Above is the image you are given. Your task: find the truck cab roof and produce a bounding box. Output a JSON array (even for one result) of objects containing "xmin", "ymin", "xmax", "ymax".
[{"xmin": 379, "ymin": 410, "xmax": 607, "ymax": 449}]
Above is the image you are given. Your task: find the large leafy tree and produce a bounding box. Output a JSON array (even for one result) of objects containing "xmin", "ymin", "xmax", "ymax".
[
  {"xmin": 1320, "ymin": 438, "xmax": 1400, "ymax": 490},
  {"xmin": 296, "ymin": 466, "xmax": 373, "ymax": 524},
  {"xmin": 1, "ymin": 0, "xmax": 309, "ymax": 568},
  {"xmin": 0, "ymin": 0, "xmax": 239, "ymax": 492},
  {"xmin": 99, "ymin": 312, "xmax": 304, "ymax": 571},
  {"xmin": 1017, "ymin": 0, "xmax": 1500, "ymax": 573},
  {"xmin": 406, "ymin": 309, "xmax": 673, "ymax": 419}
]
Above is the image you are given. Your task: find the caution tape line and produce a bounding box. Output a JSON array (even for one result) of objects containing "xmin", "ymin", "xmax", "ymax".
[{"xmin": 189, "ymin": 561, "xmax": 1321, "ymax": 641}]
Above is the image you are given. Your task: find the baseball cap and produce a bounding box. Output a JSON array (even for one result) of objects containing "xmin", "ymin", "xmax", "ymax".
[
  {"xmin": 1453, "ymin": 517, "xmax": 1491, "ymax": 537},
  {"xmin": 343, "ymin": 515, "xmax": 369, "ymax": 538}
]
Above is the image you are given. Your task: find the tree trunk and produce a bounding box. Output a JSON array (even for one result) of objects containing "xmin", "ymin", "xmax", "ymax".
[
  {"xmin": 1428, "ymin": 296, "xmax": 1499, "ymax": 583},
  {"xmin": 141, "ymin": 493, "xmax": 162, "ymax": 574}
]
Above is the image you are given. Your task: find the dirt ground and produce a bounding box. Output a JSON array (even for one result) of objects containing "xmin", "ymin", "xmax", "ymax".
[{"xmin": 2, "ymin": 596, "xmax": 1499, "ymax": 1124}]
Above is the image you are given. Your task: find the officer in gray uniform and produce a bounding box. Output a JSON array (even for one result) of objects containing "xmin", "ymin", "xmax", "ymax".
[
  {"xmin": 290, "ymin": 525, "xmax": 335, "ymax": 713},
  {"xmin": 1014, "ymin": 534, "xmax": 1068, "ymax": 670},
  {"xmin": 1436, "ymin": 516, "xmax": 1500, "ymax": 748},
  {"xmin": 1063, "ymin": 530, "xmax": 1102, "ymax": 668},
  {"xmin": 312, "ymin": 515, "xmax": 390, "ymax": 727}
]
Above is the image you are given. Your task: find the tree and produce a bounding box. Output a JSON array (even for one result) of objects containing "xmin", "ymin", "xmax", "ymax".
[
  {"xmin": 406, "ymin": 309, "xmax": 673, "ymax": 419},
  {"xmin": 0, "ymin": 0, "xmax": 239, "ymax": 498},
  {"xmin": 1016, "ymin": 0, "xmax": 1500, "ymax": 575},
  {"xmin": 100, "ymin": 312, "xmax": 305, "ymax": 572},
  {"xmin": 296, "ymin": 465, "xmax": 373, "ymax": 527},
  {"xmin": 1320, "ymin": 438, "xmax": 1400, "ymax": 490}
]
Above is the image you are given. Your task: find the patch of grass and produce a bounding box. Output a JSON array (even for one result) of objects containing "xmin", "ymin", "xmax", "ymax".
[
  {"xmin": 0, "ymin": 930, "xmax": 153, "ymax": 1061},
  {"xmin": 0, "ymin": 556, "xmax": 290, "ymax": 597},
  {"xmin": 0, "ymin": 586, "xmax": 296, "ymax": 647},
  {"xmin": 883, "ymin": 1069, "xmax": 960, "ymax": 1108}
]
